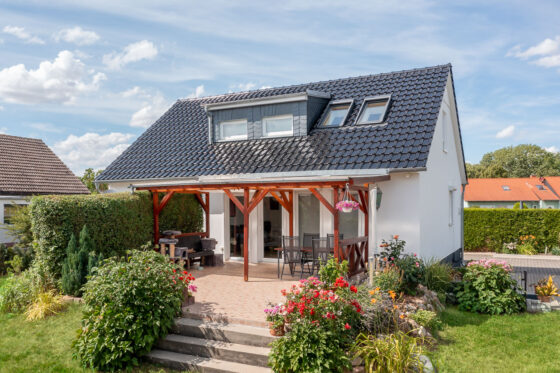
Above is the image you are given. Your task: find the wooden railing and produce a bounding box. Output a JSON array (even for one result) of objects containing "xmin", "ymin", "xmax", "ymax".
[{"xmin": 339, "ymin": 236, "xmax": 368, "ymax": 277}]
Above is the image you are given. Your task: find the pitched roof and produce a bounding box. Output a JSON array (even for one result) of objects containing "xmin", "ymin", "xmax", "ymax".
[
  {"xmin": 464, "ymin": 177, "xmax": 560, "ymax": 202},
  {"xmin": 97, "ymin": 64, "xmax": 453, "ymax": 182},
  {"xmin": 0, "ymin": 134, "xmax": 90, "ymax": 195}
]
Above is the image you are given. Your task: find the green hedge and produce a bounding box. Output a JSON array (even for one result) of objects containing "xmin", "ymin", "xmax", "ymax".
[
  {"xmin": 30, "ymin": 192, "xmax": 202, "ymax": 278},
  {"xmin": 464, "ymin": 208, "xmax": 560, "ymax": 252}
]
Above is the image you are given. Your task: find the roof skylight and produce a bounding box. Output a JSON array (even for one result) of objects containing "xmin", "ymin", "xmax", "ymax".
[
  {"xmin": 320, "ymin": 100, "xmax": 352, "ymax": 127},
  {"xmin": 502, "ymin": 185, "xmax": 510, "ymax": 191},
  {"xmin": 357, "ymin": 95, "xmax": 391, "ymax": 125}
]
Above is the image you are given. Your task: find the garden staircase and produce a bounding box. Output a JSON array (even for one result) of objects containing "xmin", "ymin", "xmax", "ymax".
[{"xmin": 147, "ymin": 317, "xmax": 274, "ymax": 372}]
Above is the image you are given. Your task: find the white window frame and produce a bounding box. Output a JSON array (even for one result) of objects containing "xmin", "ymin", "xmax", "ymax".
[
  {"xmin": 262, "ymin": 114, "xmax": 293, "ymax": 138},
  {"xmin": 356, "ymin": 94, "xmax": 391, "ymax": 125},
  {"xmin": 320, "ymin": 99, "xmax": 353, "ymax": 128},
  {"xmin": 218, "ymin": 119, "xmax": 248, "ymax": 141}
]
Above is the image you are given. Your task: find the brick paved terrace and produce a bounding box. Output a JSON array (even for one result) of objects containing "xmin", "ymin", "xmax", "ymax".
[{"xmin": 184, "ymin": 262, "xmax": 299, "ymax": 327}]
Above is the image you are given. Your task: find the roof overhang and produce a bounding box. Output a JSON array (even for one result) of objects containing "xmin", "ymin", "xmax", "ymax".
[{"xmin": 204, "ymin": 89, "xmax": 331, "ymax": 111}]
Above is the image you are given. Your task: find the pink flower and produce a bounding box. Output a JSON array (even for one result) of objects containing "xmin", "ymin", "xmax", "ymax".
[
  {"xmin": 344, "ymin": 323, "xmax": 351, "ymax": 330},
  {"xmin": 415, "ymin": 262, "xmax": 419, "ymax": 267}
]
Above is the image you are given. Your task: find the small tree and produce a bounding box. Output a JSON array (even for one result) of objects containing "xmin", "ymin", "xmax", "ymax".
[
  {"xmin": 61, "ymin": 234, "xmax": 85, "ymax": 296},
  {"xmin": 79, "ymin": 225, "xmax": 95, "ymax": 280}
]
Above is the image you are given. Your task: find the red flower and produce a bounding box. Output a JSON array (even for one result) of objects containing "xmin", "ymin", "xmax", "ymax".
[
  {"xmin": 179, "ymin": 276, "xmax": 184, "ymax": 281},
  {"xmin": 172, "ymin": 269, "xmax": 177, "ymax": 273},
  {"xmin": 183, "ymin": 270, "xmax": 188, "ymax": 274},
  {"xmin": 350, "ymin": 285, "xmax": 357, "ymax": 293},
  {"xmin": 344, "ymin": 323, "xmax": 351, "ymax": 330}
]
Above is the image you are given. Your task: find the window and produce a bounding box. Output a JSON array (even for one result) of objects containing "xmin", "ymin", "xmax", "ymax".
[
  {"xmin": 3, "ymin": 204, "xmax": 21, "ymax": 225},
  {"xmin": 357, "ymin": 96, "xmax": 390, "ymax": 124},
  {"xmin": 263, "ymin": 114, "xmax": 293, "ymax": 137},
  {"xmin": 537, "ymin": 185, "xmax": 546, "ymax": 190},
  {"xmin": 218, "ymin": 119, "xmax": 247, "ymax": 141},
  {"xmin": 321, "ymin": 101, "xmax": 352, "ymax": 127},
  {"xmin": 502, "ymin": 185, "xmax": 510, "ymax": 191}
]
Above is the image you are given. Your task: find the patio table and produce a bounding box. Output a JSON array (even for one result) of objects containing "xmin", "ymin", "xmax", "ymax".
[{"xmin": 274, "ymin": 246, "xmax": 331, "ymax": 278}]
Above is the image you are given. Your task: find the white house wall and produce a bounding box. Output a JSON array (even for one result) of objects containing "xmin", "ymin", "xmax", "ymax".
[{"xmin": 418, "ymin": 74, "xmax": 464, "ymax": 261}]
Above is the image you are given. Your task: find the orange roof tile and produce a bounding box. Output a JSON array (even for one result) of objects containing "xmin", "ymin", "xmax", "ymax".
[{"xmin": 465, "ymin": 176, "xmax": 560, "ymax": 202}]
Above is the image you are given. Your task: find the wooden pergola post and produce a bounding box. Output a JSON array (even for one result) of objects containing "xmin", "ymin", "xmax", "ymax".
[
  {"xmin": 152, "ymin": 190, "xmax": 175, "ymax": 245},
  {"xmin": 333, "ymin": 187, "xmax": 340, "ymax": 261},
  {"xmin": 195, "ymin": 192, "xmax": 210, "ymax": 237}
]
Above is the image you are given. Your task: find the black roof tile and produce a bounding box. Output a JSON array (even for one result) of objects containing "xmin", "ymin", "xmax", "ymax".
[{"xmin": 97, "ymin": 64, "xmax": 452, "ymax": 181}]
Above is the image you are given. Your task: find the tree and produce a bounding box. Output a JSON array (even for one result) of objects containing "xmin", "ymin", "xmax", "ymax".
[
  {"xmin": 80, "ymin": 168, "xmax": 108, "ymax": 193},
  {"xmin": 61, "ymin": 225, "xmax": 100, "ymax": 296},
  {"xmin": 467, "ymin": 144, "xmax": 560, "ymax": 179}
]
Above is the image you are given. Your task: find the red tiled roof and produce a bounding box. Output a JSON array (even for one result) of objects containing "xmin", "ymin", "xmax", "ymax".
[
  {"xmin": 465, "ymin": 176, "xmax": 560, "ymax": 202},
  {"xmin": 0, "ymin": 134, "xmax": 90, "ymax": 195}
]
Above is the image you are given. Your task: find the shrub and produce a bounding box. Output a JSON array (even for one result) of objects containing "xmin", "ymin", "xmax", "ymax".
[
  {"xmin": 464, "ymin": 208, "xmax": 560, "ymax": 252},
  {"xmin": 395, "ymin": 254, "xmax": 425, "ymax": 295},
  {"xmin": 513, "ymin": 202, "xmax": 528, "ymax": 209},
  {"xmin": 4, "ymin": 202, "xmax": 34, "ymax": 248},
  {"xmin": 30, "ymin": 192, "xmax": 202, "ymax": 279},
  {"xmin": 318, "ymin": 257, "xmax": 349, "ymax": 285},
  {"xmin": 0, "ymin": 272, "xmax": 34, "ymax": 313},
  {"xmin": 551, "ymin": 247, "xmax": 560, "ymax": 256},
  {"xmin": 352, "ymin": 332, "xmax": 424, "ymax": 373},
  {"xmin": 457, "ymin": 259, "xmax": 525, "ymax": 315},
  {"xmin": 379, "ymin": 235, "xmax": 406, "ymax": 264},
  {"xmin": 269, "ymin": 320, "xmax": 351, "ymax": 373},
  {"xmin": 373, "ymin": 266, "xmax": 402, "ymax": 292},
  {"xmin": 423, "ymin": 259, "xmax": 453, "ymax": 294},
  {"xmin": 0, "ymin": 244, "xmax": 33, "ymax": 275},
  {"xmin": 409, "ymin": 310, "xmax": 442, "ymax": 331},
  {"xmin": 25, "ymin": 291, "xmax": 67, "ymax": 321},
  {"xmin": 359, "ymin": 287, "xmax": 401, "ymax": 335},
  {"xmin": 73, "ymin": 250, "xmax": 188, "ymax": 371}
]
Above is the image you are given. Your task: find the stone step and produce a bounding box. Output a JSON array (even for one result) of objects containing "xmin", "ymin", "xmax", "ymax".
[
  {"xmin": 172, "ymin": 318, "xmax": 276, "ymax": 347},
  {"xmin": 147, "ymin": 349, "xmax": 272, "ymax": 373},
  {"xmin": 157, "ymin": 333, "xmax": 271, "ymax": 367}
]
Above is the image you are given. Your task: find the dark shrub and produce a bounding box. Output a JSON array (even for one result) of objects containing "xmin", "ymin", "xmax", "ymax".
[
  {"xmin": 73, "ymin": 250, "xmax": 187, "ymax": 370},
  {"xmin": 30, "ymin": 192, "xmax": 202, "ymax": 279}
]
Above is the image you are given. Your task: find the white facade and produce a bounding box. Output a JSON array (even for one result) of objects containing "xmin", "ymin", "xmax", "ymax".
[
  {"xmin": 0, "ymin": 196, "xmax": 29, "ymax": 244},
  {"xmin": 104, "ymin": 73, "xmax": 466, "ymax": 264}
]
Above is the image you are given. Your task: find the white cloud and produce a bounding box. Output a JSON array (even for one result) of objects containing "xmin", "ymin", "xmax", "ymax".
[
  {"xmin": 186, "ymin": 85, "xmax": 205, "ymax": 98},
  {"xmin": 496, "ymin": 125, "xmax": 515, "ymax": 139},
  {"xmin": 508, "ymin": 36, "xmax": 560, "ymax": 68},
  {"xmin": 535, "ymin": 55, "xmax": 560, "ymax": 68},
  {"xmin": 0, "ymin": 127, "xmax": 7, "ymax": 134},
  {"xmin": 102, "ymin": 40, "xmax": 158, "ymax": 70},
  {"xmin": 0, "ymin": 50, "xmax": 106, "ymax": 105},
  {"xmin": 0, "ymin": 105, "xmax": 4, "ymax": 111},
  {"xmin": 3, "ymin": 25, "xmax": 45, "ymax": 44},
  {"xmin": 545, "ymin": 146, "xmax": 559, "ymax": 154},
  {"xmin": 120, "ymin": 86, "xmax": 144, "ymax": 98},
  {"xmin": 129, "ymin": 93, "xmax": 169, "ymax": 128},
  {"xmin": 52, "ymin": 132, "xmax": 134, "ymax": 174},
  {"xmin": 235, "ymin": 82, "xmax": 256, "ymax": 91},
  {"xmin": 54, "ymin": 26, "xmax": 100, "ymax": 45}
]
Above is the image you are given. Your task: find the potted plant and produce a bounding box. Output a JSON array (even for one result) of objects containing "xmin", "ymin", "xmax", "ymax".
[
  {"xmin": 264, "ymin": 303, "xmax": 285, "ymax": 336},
  {"xmin": 335, "ymin": 183, "xmax": 360, "ymax": 213},
  {"xmin": 535, "ymin": 275, "xmax": 559, "ymax": 303}
]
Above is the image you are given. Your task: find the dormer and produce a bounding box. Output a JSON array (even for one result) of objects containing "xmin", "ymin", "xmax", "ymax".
[{"xmin": 205, "ymin": 90, "xmax": 330, "ymax": 143}]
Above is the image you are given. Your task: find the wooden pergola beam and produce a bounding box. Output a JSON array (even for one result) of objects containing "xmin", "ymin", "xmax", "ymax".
[
  {"xmin": 137, "ymin": 180, "xmax": 347, "ymax": 193},
  {"xmin": 308, "ymin": 188, "xmax": 336, "ymax": 215},
  {"xmin": 224, "ymin": 189, "xmax": 246, "ymax": 214}
]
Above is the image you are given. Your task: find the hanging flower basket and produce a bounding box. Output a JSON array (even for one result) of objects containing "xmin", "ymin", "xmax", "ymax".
[{"xmin": 335, "ymin": 200, "xmax": 359, "ymax": 213}]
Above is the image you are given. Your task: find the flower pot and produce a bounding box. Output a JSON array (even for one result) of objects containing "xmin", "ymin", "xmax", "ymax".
[
  {"xmin": 182, "ymin": 287, "xmax": 195, "ymax": 307},
  {"xmin": 538, "ymin": 295, "xmax": 552, "ymax": 303},
  {"xmin": 269, "ymin": 322, "xmax": 285, "ymax": 336},
  {"xmin": 341, "ymin": 206, "xmax": 353, "ymax": 213}
]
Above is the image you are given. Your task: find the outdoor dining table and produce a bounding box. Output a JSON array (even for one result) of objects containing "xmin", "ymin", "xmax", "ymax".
[{"xmin": 274, "ymin": 244, "xmax": 332, "ymax": 278}]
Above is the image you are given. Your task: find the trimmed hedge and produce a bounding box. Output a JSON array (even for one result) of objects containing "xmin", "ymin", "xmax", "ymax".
[
  {"xmin": 464, "ymin": 208, "xmax": 560, "ymax": 252},
  {"xmin": 30, "ymin": 192, "xmax": 202, "ymax": 278}
]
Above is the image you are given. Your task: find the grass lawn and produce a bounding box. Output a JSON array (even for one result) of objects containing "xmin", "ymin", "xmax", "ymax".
[
  {"xmin": 430, "ymin": 307, "xmax": 560, "ymax": 372},
  {"xmin": 0, "ymin": 299, "xmax": 185, "ymax": 373}
]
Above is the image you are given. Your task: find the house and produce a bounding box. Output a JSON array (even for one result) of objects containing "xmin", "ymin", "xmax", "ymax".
[
  {"xmin": 0, "ymin": 134, "xmax": 90, "ymax": 244},
  {"xmin": 96, "ymin": 64, "xmax": 467, "ymax": 279},
  {"xmin": 464, "ymin": 176, "xmax": 560, "ymax": 209}
]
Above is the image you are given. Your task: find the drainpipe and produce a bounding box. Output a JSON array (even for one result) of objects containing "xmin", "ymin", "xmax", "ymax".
[
  {"xmin": 368, "ymin": 184, "xmax": 378, "ymax": 286},
  {"xmin": 461, "ymin": 184, "xmax": 466, "ymax": 266}
]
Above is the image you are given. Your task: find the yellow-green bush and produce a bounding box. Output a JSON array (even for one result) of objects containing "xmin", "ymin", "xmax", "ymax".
[{"xmin": 464, "ymin": 208, "xmax": 560, "ymax": 252}]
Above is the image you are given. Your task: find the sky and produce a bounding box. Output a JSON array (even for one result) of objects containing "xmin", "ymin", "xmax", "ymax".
[{"xmin": 0, "ymin": 0, "xmax": 559, "ymax": 175}]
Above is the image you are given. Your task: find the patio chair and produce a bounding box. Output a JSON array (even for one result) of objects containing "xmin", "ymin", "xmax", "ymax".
[
  {"xmin": 311, "ymin": 238, "xmax": 331, "ymax": 275},
  {"xmin": 281, "ymin": 236, "xmax": 304, "ymax": 280},
  {"xmin": 302, "ymin": 233, "xmax": 320, "ymax": 249},
  {"xmin": 327, "ymin": 233, "xmax": 344, "ymax": 250}
]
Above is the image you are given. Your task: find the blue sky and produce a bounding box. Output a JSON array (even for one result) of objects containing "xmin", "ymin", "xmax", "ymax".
[{"xmin": 0, "ymin": 1, "xmax": 559, "ymax": 175}]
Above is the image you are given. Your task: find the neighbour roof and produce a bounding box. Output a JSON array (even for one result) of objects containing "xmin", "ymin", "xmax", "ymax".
[
  {"xmin": 0, "ymin": 134, "xmax": 90, "ymax": 195},
  {"xmin": 97, "ymin": 64, "xmax": 453, "ymax": 182},
  {"xmin": 464, "ymin": 177, "xmax": 560, "ymax": 202}
]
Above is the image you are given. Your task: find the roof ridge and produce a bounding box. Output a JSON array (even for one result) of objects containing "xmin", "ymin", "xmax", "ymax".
[
  {"xmin": 0, "ymin": 133, "xmax": 45, "ymax": 143},
  {"xmin": 178, "ymin": 63, "xmax": 452, "ymax": 102}
]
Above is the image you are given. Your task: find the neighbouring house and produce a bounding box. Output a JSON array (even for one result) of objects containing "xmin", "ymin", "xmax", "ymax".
[
  {"xmin": 96, "ymin": 64, "xmax": 467, "ymax": 279},
  {"xmin": 0, "ymin": 134, "xmax": 90, "ymax": 244},
  {"xmin": 464, "ymin": 176, "xmax": 560, "ymax": 209}
]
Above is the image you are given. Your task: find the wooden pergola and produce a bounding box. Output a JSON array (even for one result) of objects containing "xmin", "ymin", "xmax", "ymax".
[{"xmin": 137, "ymin": 176, "xmax": 388, "ymax": 281}]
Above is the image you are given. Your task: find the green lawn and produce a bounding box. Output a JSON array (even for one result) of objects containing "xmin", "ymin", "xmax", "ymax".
[
  {"xmin": 0, "ymin": 301, "xmax": 184, "ymax": 373},
  {"xmin": 430, "ymin": 307, "xmax": 560, "ymax": 372}
]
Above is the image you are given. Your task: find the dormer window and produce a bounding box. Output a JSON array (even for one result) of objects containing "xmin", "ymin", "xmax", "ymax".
[
  {"xmin": 320, "ymin": 100, "xmax": 352, "ymax": 127},
  {"xmin": 502, "ymin": 185, "xmax": 510, "ymax": 191},
  {"xmin": 263, "ymin": 114, "xmax": 293, "ymax": 137},
  {"xmin": 218, "ymin": 119, "xmax": 247, "ymax": 141},
  {"xmin": 357, "ymin": 95, "xmax": 391, "ymax": 125}
]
